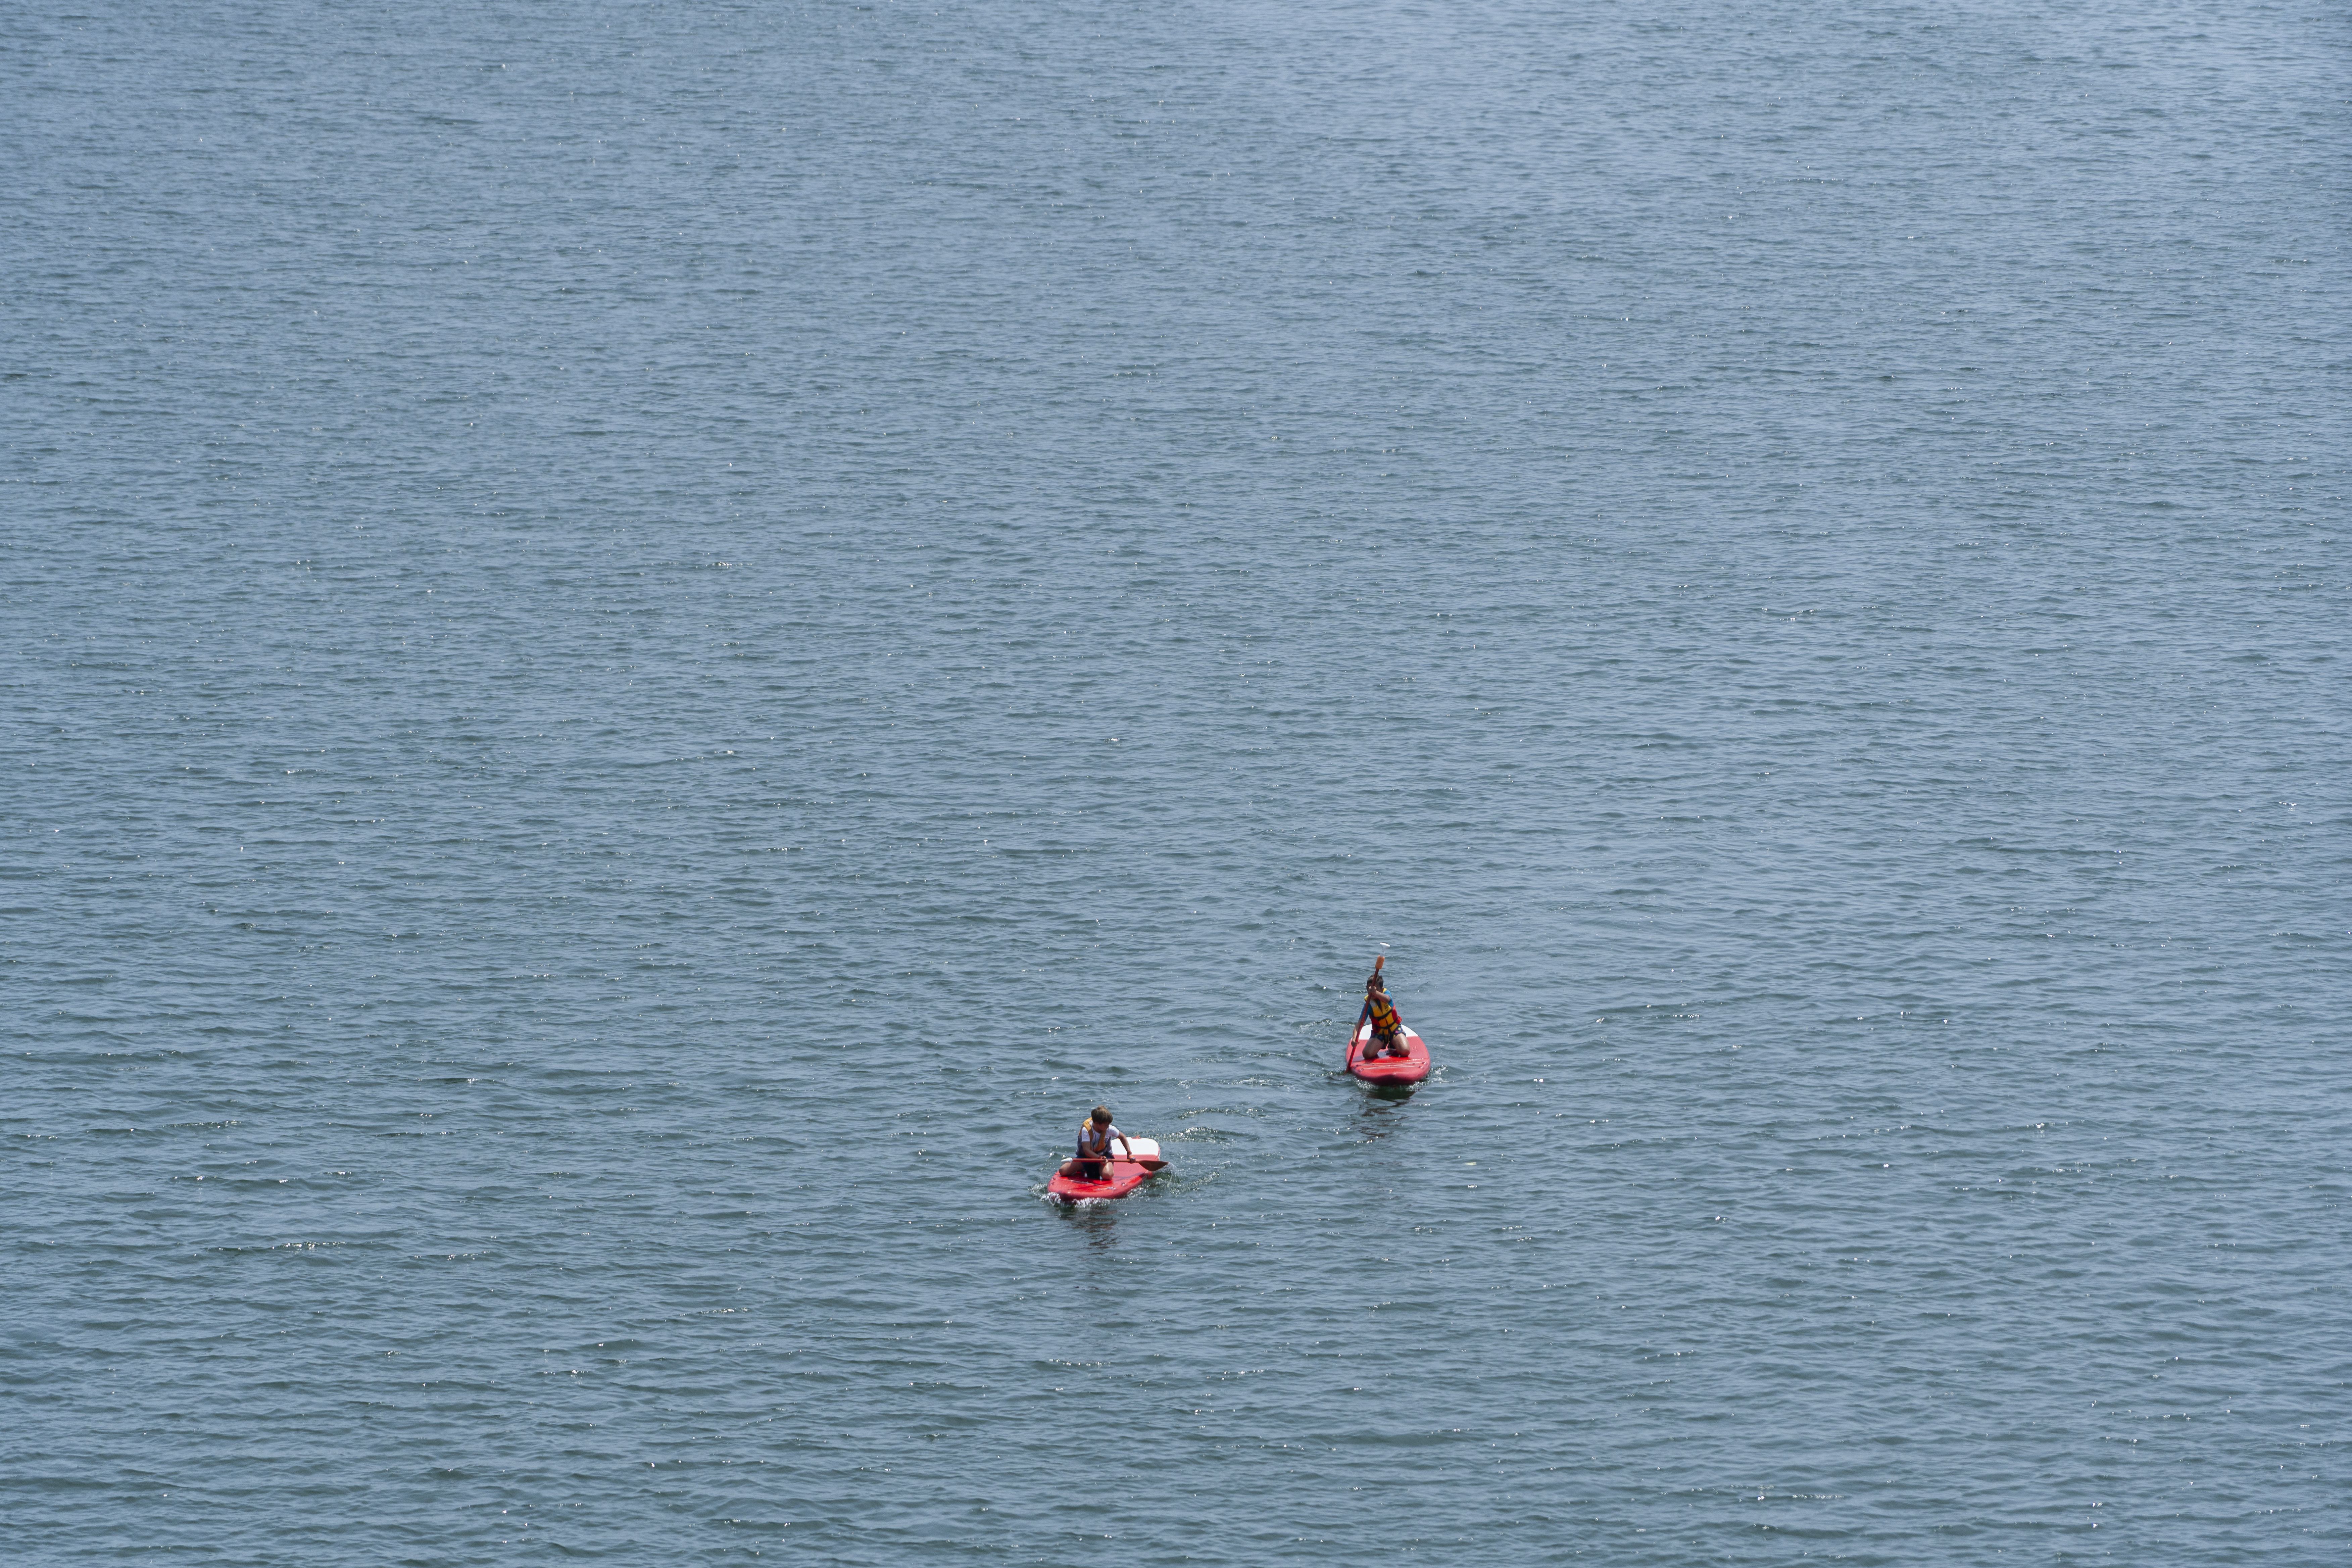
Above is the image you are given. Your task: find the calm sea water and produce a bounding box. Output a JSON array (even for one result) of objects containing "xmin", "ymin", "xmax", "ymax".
[{"xmin": 5, "ymin": 1, "xmax": 2347, "ymax": 1562}]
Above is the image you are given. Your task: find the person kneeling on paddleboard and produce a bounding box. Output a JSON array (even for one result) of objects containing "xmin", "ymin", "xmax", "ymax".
[
  {"xmin": 1060, "ymin": 1106, "xmax": 1123, "ymax": 1182},
  {"xmin": 1364, "ymin": 969, "xmax": 1408, "ymax": 1059}
]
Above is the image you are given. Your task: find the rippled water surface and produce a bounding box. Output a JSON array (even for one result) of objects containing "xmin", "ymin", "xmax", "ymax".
[{"xmin": 6, "ymin": 1, "xmax": 2348, "ymax": 1562}]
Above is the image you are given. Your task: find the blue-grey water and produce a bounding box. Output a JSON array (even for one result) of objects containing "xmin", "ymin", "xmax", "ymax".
[{"xmin": 5, "ymin": 1, "xmax": 2347, "ymax": 1562}]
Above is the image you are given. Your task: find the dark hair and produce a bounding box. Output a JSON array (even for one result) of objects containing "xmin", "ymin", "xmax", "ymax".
[{"xmin": 1090, "ymin": 1105, "xmax": 1112, "ymax": 1122}]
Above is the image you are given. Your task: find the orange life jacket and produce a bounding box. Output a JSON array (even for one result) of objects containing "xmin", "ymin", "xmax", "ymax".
[{"xmin": 1367, "ymin": 993, "xmax": 1400, "ymax": 1034}]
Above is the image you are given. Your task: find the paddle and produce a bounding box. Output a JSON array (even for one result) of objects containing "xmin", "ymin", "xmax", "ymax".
[
  {"xmin": 1062, "ymin": 1139, "xmax": 1167, "ymax": 1178},
  {"xmin": 1112, "ymin": 1137, "xmax": 1168, "ymax": 1172},
  {"xmin": 1354, "ymin": 954, "xmax": 1383, "ymax": 1052},
  {"xmin": 1354, "ymin": 954, "xmax": 1392, "ymax": 1060}
]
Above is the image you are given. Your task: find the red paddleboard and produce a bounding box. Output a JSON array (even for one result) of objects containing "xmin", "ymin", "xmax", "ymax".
[
  {"xmin": 1348, "ymin": 1019, "xmax": 1431, "ymax": 1085},
  {"xmin": 1046, "ymin": 1157, "xmax": 1162, "ymax": 1204}
]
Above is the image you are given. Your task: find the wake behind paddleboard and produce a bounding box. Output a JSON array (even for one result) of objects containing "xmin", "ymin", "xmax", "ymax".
[{"xmin": 1347, "ymin": 1020, "xmax": 1431, "ymax": 1085}]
